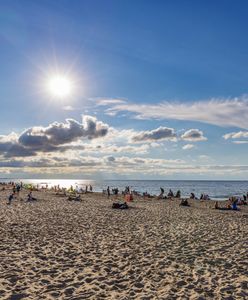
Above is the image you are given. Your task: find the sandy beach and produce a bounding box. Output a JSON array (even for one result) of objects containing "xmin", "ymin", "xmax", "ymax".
[{"xmin": 0, "ymin": 188, "xmax": 247, "ymax": 300}]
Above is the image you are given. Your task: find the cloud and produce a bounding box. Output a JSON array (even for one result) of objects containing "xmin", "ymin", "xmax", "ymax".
[
  {"xmin": 182, "ymin": 144, "xmax": 195, "ymax": 150},
  {"xmin": 0, "ymin": 115, "xmax": 109, "ymax": 157},
  {"xmin": 1, "ymin": 154, "xmax": 248, "ymax": 179},
  {"xmin": 104, "ymin": 97, "xmax": 248, "ymax": 129},
  {"xmin": 105, "ymin": 156, "xmax": 116, "ymax": 162},
  {"xmin": 96, "ymin": 98, "xmax": 127, "ymax": 106},
  {"xmin": 232, "ymin": 141, "xmax": 248, "ymax": 144},
  {"xmin": 223, "ymin": 131, "xmax": 248, "ymax": 140},
  {"xmin": 181, "ymin": 129, "xmax": 207, "ymax": 141},
  {"xmin": 82, "ymin": 143, "xmax": 151, "ymax": 154},
  {"xmin": 132, "ymin": 126, "xmax": 176, "ymax": 143}
]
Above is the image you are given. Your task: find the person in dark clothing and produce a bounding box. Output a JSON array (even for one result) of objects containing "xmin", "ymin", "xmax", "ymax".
[
  {"xmin": 107, "ymin": 186, "xmax": 110, "ymax": 198},
  {"xmin": 8, "ymin": 193, "xmax": 14, "ymax": 205},
  {"xmin": 168, "ymin": 189, "xmax": 174, "ymax": 198}
]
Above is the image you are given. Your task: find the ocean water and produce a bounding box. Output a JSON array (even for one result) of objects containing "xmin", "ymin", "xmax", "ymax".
[{"xmin": 1, "ymin": 179, "xmax": 247, "ymax": 200}]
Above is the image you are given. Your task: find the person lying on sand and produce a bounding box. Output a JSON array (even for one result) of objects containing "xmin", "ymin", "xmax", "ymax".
[
  {"xmin": 112, "ymin": 202, "xmax": 129, "ymax": 209},
  {"xmin": 214, "ymin": 200, "xmax": 239, "ymax": 211},
  {"xmin": 55, "ymin": 188, "xmax": 67, "ymax": 197},
  {"xmin": 67, "ymin": 195, "xmax": 82, "ymax": 201}
]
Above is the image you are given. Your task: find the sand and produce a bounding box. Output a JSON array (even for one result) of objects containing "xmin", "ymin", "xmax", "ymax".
[{"xmin": 0, "ymin": 187, "xmax": 247, "ymax": 300}]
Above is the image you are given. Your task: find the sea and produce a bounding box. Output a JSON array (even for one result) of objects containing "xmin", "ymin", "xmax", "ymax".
[{"xmin": 1, "ymin": 179, "xmax": 247, "ymax": 200}]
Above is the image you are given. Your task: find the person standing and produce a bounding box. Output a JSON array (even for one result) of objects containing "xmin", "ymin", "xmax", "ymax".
[{"xmin": 107, "ymin": 186, "xmax": 110, "ymax": 198}]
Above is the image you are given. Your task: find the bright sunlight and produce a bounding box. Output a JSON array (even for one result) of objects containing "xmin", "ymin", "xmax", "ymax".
[{"xmin": 47, "ymin": 75, "xmax": 73, "ymax": 98}]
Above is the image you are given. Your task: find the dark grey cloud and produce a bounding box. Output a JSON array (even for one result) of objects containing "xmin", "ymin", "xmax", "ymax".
[
  {"xmin": 132, "ymin": 126, "xmax": 176, "ymax": 143},
  {"xmin": 181, "ymin": 129, "xmax": 207, "ymax": 141},
  {"xmin": 0, "ymin": 115, "xmax": 109, "ymax": 158},
  {"xmin": 106, "ymin": 156, "xmax": 115, "ymax": 162}
]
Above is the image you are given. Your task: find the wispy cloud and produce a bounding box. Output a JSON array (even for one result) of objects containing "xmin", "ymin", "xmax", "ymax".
[
  {"xmin": 96, "ymin": 98, "xmax": 127, "ymax": 106},
  {"xmin": 182, "ymin": 144, "xmax": 195, "ymax": 150},
  {"xmin": 223, "ymin": 131, "xmax": 248, "ymax": 139},
  {"xmin": 232, "ymin": 141, "xmax": 248, "ymax": 144},
  {"xmin": 103, "ymin": 97, "xmax": 248, "ymax": 129}
]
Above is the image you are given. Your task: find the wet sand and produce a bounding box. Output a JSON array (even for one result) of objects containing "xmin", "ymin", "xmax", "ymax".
[{"xmin": 0, "ymin": 188, "xmax": 247, "ymax": 299}]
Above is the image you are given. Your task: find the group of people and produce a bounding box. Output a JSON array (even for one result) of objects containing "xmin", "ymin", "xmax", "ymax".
[{"xmin": 157, "ymin": 188, "xmax": 181, "ymax": 199}]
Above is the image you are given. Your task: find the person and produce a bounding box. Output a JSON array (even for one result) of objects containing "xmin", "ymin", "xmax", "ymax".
[
  {"xmin": 157, "ymin": 187, "xmax": 164, "ymax": 199},
  {"xmin": 180, "ymin": 198, "xmax": 190, "ymax": 206},
  {"xmin": 107, "ymin": 186, "xmax": 110, "ymax": 198},
  {"xmin": 168, "ymin": 189, "xmax": 174, "ymax": 198},
  {"xmin": 190, "ymin": 192, "xmax": 195, "ymax": 199},
  {"xmin": 27, "ymin": 191, "xmax": 37, "ymax": 201},
  {"xmin": 214, "ymin": 201, "xmax": 219, "ymax": 209},
  {"xmin": 67, "ymin": 194, "xmax": 81, "ymax": 201},
  {"xmin": 175, "ymin": 190, "xmax": 181, "ymax": 198},
  {"xmin": 231, "ymin": 198, "xmax": 238, "ymax": 210},
  {"xmin": 8, "ymin": 193, "xmax": 14, "ymax": 205},
  {"xmin": 16, "ymin": 184, "xmax": 21, "ymax": 193},
  {"xmin": 89, "ymin": 185, "xmax": 93, "ymax": 192},
  {"xmin": 112, "ymin": 201, "xmax": 129, "ymax": 209}
]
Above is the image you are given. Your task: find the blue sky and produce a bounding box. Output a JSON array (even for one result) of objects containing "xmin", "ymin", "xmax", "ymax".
[{"xmin": 0, "ymin": 0, "xmax": 248, "ymax": 179}]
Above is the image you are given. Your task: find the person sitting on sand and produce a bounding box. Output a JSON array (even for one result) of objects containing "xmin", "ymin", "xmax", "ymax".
[
  {"xmin": 27, "ymin": 192, "xmax": 37, "ymax": 202},
  {"xmin": 8, "ymin": 193, "xmax": 14, "ymax": 205},
  {"xmin": 157, "ymin": 187, "xmax": 164, "ymax": 199},
  {"xmin": 180, "ymin": 198, "xmax": 190, "ymax": 206},
  {"xmin": 241, "ymin": 195, "xmax": 247, "ymax": 205},
  {"xmin": 175, "ymin": 190, "xmax": 181, "ymax": 198},
  {"xmin": 190, "ymin": 192, "xmax": 195, "ymax": 199},
  {"xmin": 167, "ymin": 189, "xmax": 174, "ymax": 198},
  {"xmin": 231, "ymin": 198, "xmax": 238, "ymax": 210}
]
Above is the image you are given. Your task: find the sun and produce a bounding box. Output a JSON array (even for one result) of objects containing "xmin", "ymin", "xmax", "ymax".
[{"xmin": 47, "ymin": 75, "xmax": 73, "ymax": 98}]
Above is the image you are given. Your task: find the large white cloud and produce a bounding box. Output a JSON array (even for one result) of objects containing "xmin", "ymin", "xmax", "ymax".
[{"xmin": 103, "ymin": 97, "xmax": 248, "ymax": 129}]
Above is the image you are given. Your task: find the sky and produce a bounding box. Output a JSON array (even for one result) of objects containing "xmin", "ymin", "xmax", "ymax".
[{"xmin": 0, "ymin": 0, "xmax": 248, "ymax": 180}]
